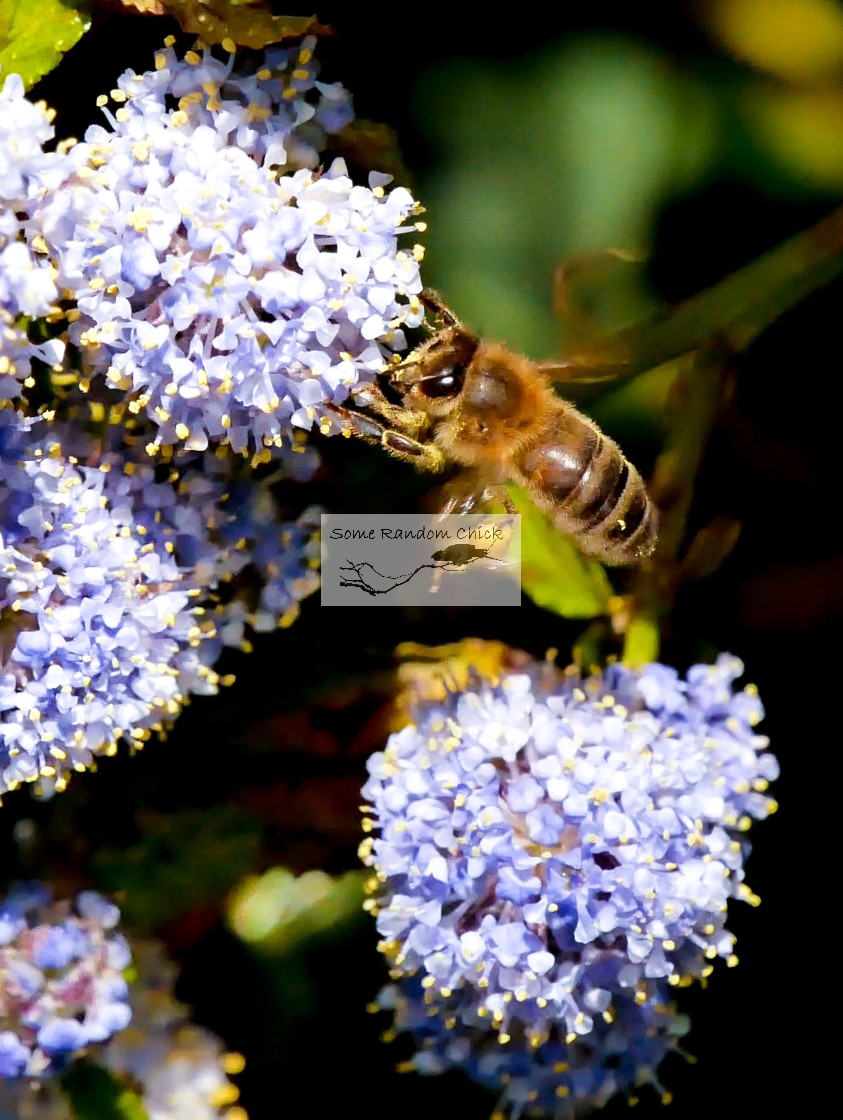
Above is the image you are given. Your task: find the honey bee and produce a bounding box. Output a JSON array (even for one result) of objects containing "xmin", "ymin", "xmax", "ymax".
[{"xmin": 329, "ymin": 290, "xmax": 657, "ymax": 566}]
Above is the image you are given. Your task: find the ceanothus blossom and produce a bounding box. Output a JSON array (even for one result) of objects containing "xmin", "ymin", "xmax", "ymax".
[
  {"xmin": 37, "ymin": 37, "xmax": 424, "ymax": 457},
  {"xmin": 361, "ymin": 654, "xmax": 777, "ymax": 1110},
  {"xmin": 0, "ymin": 414, "xmax": 321, "ymax": 799},
  {"xmin": 0, "ymin": 416, "xmax": 223, "ymax": 797},
  {"xmin": 100, "ymin": 941, "xmax": 245, "ymax": 1120},
  {"xmin": 0, "ymin": 70, "xmax": 66, "ymax": 397},
  {"xmin": 0, "ymin": 885, "xmax": 131, "ymax": 1079}
]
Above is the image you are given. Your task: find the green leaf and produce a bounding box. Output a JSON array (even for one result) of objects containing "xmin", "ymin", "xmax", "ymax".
[
  {"xmin": 0, "ymin": 0, "xmax": 91, "ymax": 91},
  {"xmin": 61, "ymin": 1064, "xmax": 148, "ymax": 1120},
  {"xmin": 228, "ymin": 866, "xmax": 364, "ymax": 955},
  {"xmin": 510, "ymin": 487, "xmax": 613, "ymax": 619}
]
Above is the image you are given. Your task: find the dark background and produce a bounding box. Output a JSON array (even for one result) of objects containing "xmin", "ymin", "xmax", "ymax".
[{"xmin": 7, "ymin": 1, "xmax": 839, "ymax": 1116}]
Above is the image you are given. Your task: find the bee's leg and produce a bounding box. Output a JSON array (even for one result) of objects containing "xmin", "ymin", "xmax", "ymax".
[
  {"xmin": 350, "ymin": 383, "xmax": 429, "ymax": 437},
  {"xmin": 492, "ymin": 487, "xmax": 518, "ymax": 516},
  {"xmin": 325, "ymin": 402, "xmax": 446, "ymax": 472},
  {"xmin": 432, "ymin": 470, "xmax": 492, "ymax": 517},
  {"xmin": 440, "ymin": 479, "xmax": 518, "ymax": 517},
  {"xmin": 420, "ymin": 288, "xmax": 463, "ymax": 328}
]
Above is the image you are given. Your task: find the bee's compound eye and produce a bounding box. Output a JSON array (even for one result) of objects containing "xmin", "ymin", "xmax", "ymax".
[{"xmin": 416, "ymin": 366, "xmax": 466, "ymax": 399}]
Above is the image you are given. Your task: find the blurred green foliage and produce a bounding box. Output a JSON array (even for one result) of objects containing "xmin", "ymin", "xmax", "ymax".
[
  {"xmin": 414, "ymin": 37, "xmax": 717, "ymax": 359},
  {"xmin": 92, "ymin": 806, "xmax": 261, "ymax": 932},
  {"xmin": 412, "ymin": 5, "xmax": 843, "ymax": 420},
  {"xmin": 227, "ymin": 866, "xmax": 364, "ymax": 954},
  {"xmin": 61, "ymin": 1064, "xmax": 148, "ymax": 1120}
]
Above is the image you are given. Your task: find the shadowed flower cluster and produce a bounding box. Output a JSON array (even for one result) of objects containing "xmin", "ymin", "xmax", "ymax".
[
  {"xmin": 0, "ymin": 885, "xmax": 130, "ymax": 1079},
  {"xmin": 361, "ymin": 654, "xmax": 778, "ymax": 1112},
  {"xmin": 99, "ymin": 941, "xmax": 246, "ymax": 1120},
  {"xmin": 0, "ymin": 937, "xmax": 244, "ymax": 1119},
  {"xmin": 0, "ymin": 414, "xmax": 320, "ymax": 798},
  {"xmin": 377, "ymin": 975, "xmax": 688, "ymax": 1115}
]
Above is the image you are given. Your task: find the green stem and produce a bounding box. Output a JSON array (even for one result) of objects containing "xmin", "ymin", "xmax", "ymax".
[
  {"xmin": 557, "ymin": 203, "xmax": 843, "ymax": 384},
  {"xmin": 607, "ymin": 208, "xmax": 843, "ymax": 665},
  {"xmin": 621, "ymin": 347, "xmax": 726, "ymax": 665}
]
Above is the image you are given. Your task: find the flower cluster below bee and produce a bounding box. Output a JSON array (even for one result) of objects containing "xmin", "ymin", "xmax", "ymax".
[{"xmin": 360, "ymin": 653, "xmax": 778, "ymax": 1110}]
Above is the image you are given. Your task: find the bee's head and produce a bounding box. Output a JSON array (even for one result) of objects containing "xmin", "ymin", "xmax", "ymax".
[{"xmin": 387, "ymin": 327, "xmax": 479, "ymax": 414}]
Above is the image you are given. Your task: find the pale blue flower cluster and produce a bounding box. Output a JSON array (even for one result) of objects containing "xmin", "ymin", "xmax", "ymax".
[
  {"xmin": 0, "ymin": 39, "xmax": 412, "ymax": 800},
  {"xmin": 0, "ymin": 885, "xmax": 131, "ymax": 1079},
  {"xmin": 0, "ymin": 73, "xmax": 65, "ymax": 396},
  {"xmin": 0, "ymin": 415, "xmax": 321, "ymax": 798},
  {"xmin": 38, "ymin": 36, "xmax": 424, "ymax": 456},
  {"xmin": 362, "ymin": 655, "xmax": 778, "ymax": 1110},
  {"xmin": 0, "ymin": 417, "xmax": 220, "ymax": 797}
]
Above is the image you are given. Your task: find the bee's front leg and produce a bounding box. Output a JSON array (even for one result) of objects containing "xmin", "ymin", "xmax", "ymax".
[
  {"xmin": 350, "ymin": 383, "xmax": 429, "ymax": 438},
  {"xmin": 324, "ymin": 402, "xmax": 446, "ymax": 472}
]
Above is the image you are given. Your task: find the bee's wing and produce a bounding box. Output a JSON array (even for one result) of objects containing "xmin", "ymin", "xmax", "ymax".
[
  {"xmin": 536, "ymin": 359, "xmax": 629, "ymax": 386},
  {"xmin": 546, "ymin": 247, "xmax": 650, "ymax": 387},
  {"xmin": 552, "ymin": 248, "xmax": 648, "ymax": 341}
]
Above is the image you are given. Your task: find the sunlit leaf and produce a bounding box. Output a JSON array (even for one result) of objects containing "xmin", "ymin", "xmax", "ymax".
[
  {"xmin": 509, "ymin": 488, "xmax": 612, "ymax": 619},
  {"xmin": 0, "ymin": 0, "xmax": 91, "ymax": 90},
  {"xmin": 228, "ymin": 867, "xmax": 363, "ymax": 954},
  {"xmin": 62, "ymin": 1064, "xmax": 148, "ymax": 1120},
  {"xmin": 707, "ymin": 0, "xmax": 843, "ymax": 83},
  {"xmin": 163, "ymin": 1, "xmax": 330, "ymax": 49}
]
